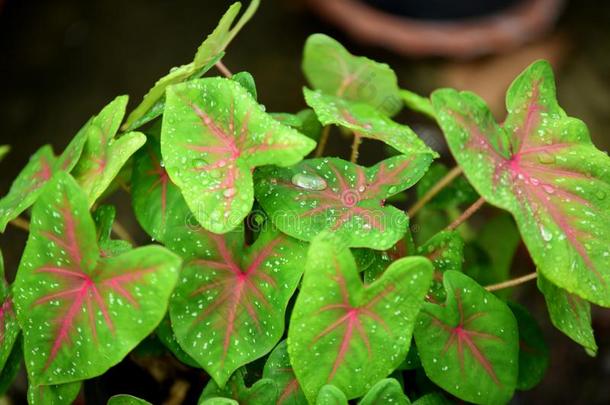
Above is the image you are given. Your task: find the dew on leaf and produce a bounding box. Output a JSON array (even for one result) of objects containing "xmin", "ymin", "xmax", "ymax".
[{"xmin": 291, "ymin": 173, "xmax": 327, "ymax": 191}]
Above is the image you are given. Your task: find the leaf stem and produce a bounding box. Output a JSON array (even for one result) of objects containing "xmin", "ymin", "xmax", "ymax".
[
  {"xmin": 407, "ymin": 166, "xmax": 463, "ymax": 217},
  {"xmin": 314, "ymin": 126, "xmax": 331, "ymax": 157},
  {"xmin": 9, "ymin": 217, "xmax": 30, "ymax": 232},
  {"xmin": 485, "ymin": 272, "xmax": 537, "ymax": 292},
  {"xmin": 350, "ymin": 133, "xmax": 362, "ymax": 163},
  {"xmin": 215, "ymin": 60, "xmax": 233, "ymax": 78},
  {"xmin": 112, "ymin": 221, "xmax": 136, "ymax": 246},
  {"xmin": 446, "ymin": 196, "xmax": 486, "ymax": 231}
]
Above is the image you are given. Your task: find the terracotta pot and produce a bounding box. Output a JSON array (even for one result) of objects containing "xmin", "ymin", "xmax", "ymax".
[{"xmin": 306, "ymin": 0, "xmax": 565, "ymax": 58}]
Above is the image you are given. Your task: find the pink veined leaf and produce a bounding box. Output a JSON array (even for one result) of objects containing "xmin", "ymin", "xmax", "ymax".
[
  {"xmin": 431, "ymin": 60, "xmax": 610, "ymax": 307},
  {"xmin": 255, "ymin": 155, "xmax": 432, "ymax": 250},
  {"xmin": 414, "ymin": 271, "xmax": 519, "ymax": 405},
  {"xmin": 161, "ymin": 77, "xmax": 315, "ymax": 234},
  {"xmin": 13, "ymin": 172, "xmax": 180, "ymax": 385},
  {"xmin": 27, "ymin": 381, "xmax": 82, "ymax": 405},
  {"xmin": 0, "ymin": 251, "xmax": 19, "ymax": 372},
  {"xmin": 167, "ymin": 212, "xmax": 308, "ymax": 386},
  {"xmin": 288, "ymin": 233, "xmax": 433, "ymax": 402},
  {"xmin": 263, "ymin": 340, "xmax": 307, "ymax": 405}
]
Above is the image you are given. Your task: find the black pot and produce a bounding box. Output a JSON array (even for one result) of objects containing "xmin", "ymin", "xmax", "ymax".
[{"xmin": 362, "ymin": 0, "xmax": 522, "ymax": 20}]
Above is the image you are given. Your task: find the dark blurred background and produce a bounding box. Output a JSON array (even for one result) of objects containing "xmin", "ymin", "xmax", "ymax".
[{"xmin": 1, "ymin": 0, "xmax": 609, "ymax": 403}]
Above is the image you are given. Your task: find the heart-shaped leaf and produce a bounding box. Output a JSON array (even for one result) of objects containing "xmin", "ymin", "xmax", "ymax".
[
  {"xmin": 411, "ymin": 392, "xmax": 452, "ymax": 405},
  {"xmin": 156, "ymin": 316, "xmax": 200, "ymax": 368},
  {"xmin": 288, "ymin": 234, "xmax": 433, "ymax": 401},
  {"xmin": 132, "ymin": 136, "xmax": 185, "ymax": 242},
  {"xmin": 161, "ymin": 77, "xmax": 316, "ymax": 233},
  {"xmin": 92, "ymin": 205, "xmax": 132, "ymax": 258},
  {"xmin": 255, "ymin": 156, "xmax": 431, "ymax": 249},
  {"xmin": 167, "ymin": 209, "xmax": 308, "ymax": 385},
  {"xmin": 199, "ymin": 368, "xmax": 278, "ymax": 405},
  {"xmin": 316, "ymin": 385, "xmax": 348, "ymax": 405},
  {"xmin": 431, "ymin": 60, "xmax": 610, "ymax": 306},
  {"xmin": 537, "ymin": 274, "xmax": 597, "ymax": 355},
  {"xmin": 358, "ymin": 378, "xmax": 410, "ymax": 405},
  {"xmin": 28, "ymin": 381, "xmax": 81, "ymax": 405},
  {"xmin": 418, "ymin": 231, "xmax": 464, "ymax": 304},
  {"xmin": 0, "ymin": 251, "xmax": 19, "ymax": 372},
  {"xmin": 72, "ymin": 96, "xmax": 146, "ymax": 205},
  {"xmin": 263, "ymin": 340, "xmax": 307, "ymax": 405},
  {"xmin": 303, "ymin": 88, "xmax": 437, "ymax": 157},
  {"xmin": 107, "ymin": 394, "xmax": 152, "ymax": 405},
  {"xmin": 508, "ymin": 303, "xmax": 548, "ymax": 390},
  {"xmin": 13, "ymin": 172, "xmax": 181, "ymax": 385},
  {"xmin": 0, "ymin": 145, "xmax": 56, "ymax": 232},
  {"xmin": 302, "ymin": 34, "xmax": 402, "ymax": 116},
  {"xmin": 123, "ymin": 0, "xmax": 260, "ymax": 130},
  {"xmin": 414, "ymin": 271, "xmax": 519, "ymax": 405}
]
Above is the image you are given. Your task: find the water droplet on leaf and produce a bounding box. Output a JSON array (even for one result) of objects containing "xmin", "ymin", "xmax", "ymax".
[{"xmin": 291, "ymin": 173, "xmax": 327, "ymax": 191}]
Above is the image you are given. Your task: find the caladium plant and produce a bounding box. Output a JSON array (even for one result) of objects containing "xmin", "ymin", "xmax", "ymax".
[{"xmin": 0, "ymin": 2, "xmax": 608, "ymax": 404}]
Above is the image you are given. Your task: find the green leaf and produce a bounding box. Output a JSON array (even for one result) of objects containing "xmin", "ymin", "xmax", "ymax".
[
  {"xmin": 167, "ymin": 217, "xmax": 308, "ymax": 385},
  {"xmin": 431, "ymin": 60, "xmax": 610, "ymax": 307},
  {"xmin": 199, "ymin": 369, "xmax": 278, "ymax": 405},
  {"xmin": 27, "ymin": 381, "xmax": 81, "ymax": 405},
  {"xmin": 508, "ymin": 303, "xmax": 549, "ymax": 390},
  {"xmin": 263, "ymin": 340, "xmax": 307, "ymax": 405},
  {"xmin": 416, "ymin": 163, "xmax": 478, "ymax": 210},
  {"xmin": 418, "ymin": 231, "xmax": 464, "ymax": 304},
  {"xmin": 123, "ymin": 0, "xmax": 260, "ymax": 130},
  {"xmin": 358, "ymin": 378, "xmax": 410, "ymax": 405},
  {"xmin": 303, "ymin": 88, "xmax": 437, "ymax": 157},
  {"xmin": 272, "ymin": 109, "xmax": 323, "ymax": 142},
  {"xmin": 72, "ymin": 96, "xmax": 146, "ymax": 205},
  {"xmin": 0, "ymin": 145, "xmax": 10, "ymax": 162},
  {"xmin": 0, "ymin": 251, "xmax": 19, "ymax": 372},
  {"xmin": 0, "ymin": 145, "xmax": 56, "ymax": 232},
  {"xmin": 400, "ymin": 89, "xmax": 436, "ymax": 120},
  {"xmin": 161, "ymin": 77, "xmax": 315, "ymax": 233},
  {"xmin": 200, "ymin": 398, "xmax": 239, "ymax": 405},
  {"xmin": 288, "ymin": 234, "xmax": 433, "ymax": 401},
  {"xmin": 411, "ymin": 392, "xmax": 452, "ymax": 405},
  {"xmin": 107, "ymin": 394, "xmax": 153, "ymax": 405},
  {"xmin": 0, "ymin": 335, "xmax": 22, "ymax": 395},
  {"xmin": 233, "ymin": 71, "xmax": 257, "ymax": 99},
  {"xmin": 255, "ymin": 156, "xmax": 431, "ymax": 249},
  {"xmin": 537, "ymin": 274, "xmax": 597, "ymax": 355},
  {"xmin": 156, "ymin": 316, "xmax": 200, "ymax": 368},
  {"xmin": 132, "ymin": 136, "xmax": 186, "ymax": 241},
  {"xmin": 302, "ymin": 34, "xmax": 401, "ymax": 116},
  {"xmin": 92, "ymin": 205, "xmax": 132, "ymax": 257},
  {"xmin": 315, "ymin": 385, "xmax": 348, "ymax": 405},
  {"xmin": 414, "ymin": 271, "xmax": 519, "ymax": 405},
  {"xmin": 13, "ymin": 172, "xmax": 181, "ymax": 385}
]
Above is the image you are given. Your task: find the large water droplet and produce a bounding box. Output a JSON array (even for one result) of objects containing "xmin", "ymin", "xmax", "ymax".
[
  {"xmin": 595, "ymin": 190, "xmax": 607, "ymax": 200},
  {"xmin": 291, "ymin": 173, "xmax": 327, "ymax": 191},
  {"xmin": 388, "ymin": 186, "xmax": 398, "ymax": 194}
]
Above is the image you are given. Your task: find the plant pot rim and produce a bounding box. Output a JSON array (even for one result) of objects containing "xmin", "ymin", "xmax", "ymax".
[{"xmin": 306, "ymin": 0, "xmax": 565, "ymax": 58}]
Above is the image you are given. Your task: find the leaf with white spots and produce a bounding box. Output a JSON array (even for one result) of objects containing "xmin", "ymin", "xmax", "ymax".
[
  {"xmin": 432, "ymin": 60, "xmax": 610, "ymax": 307},
  {"xmin": 123, "ymin": 0, "xmax": 260, "ymax": 131},
  {"xmin": 92, "ymin": 205, "xmax": 132, "ymax": 258},
  {"xmin": 537, "ymin": 274, "xmax": 597, "ymax": 355},
  {"xmin": 255, "ymin": 156, "xmax": 431, "ymax": 249},
  {"xmin": 199, "ymin": 368, "xmax": 278, "ymax": 405},
  {"xmin": 414, "ymin": 271, "xmax": 519, "ymax": 405},
  {"xmin": 263, "ymin": 340, "xmax": 307, "ymax": 405},
  {"xmin": 27, "ymin": 381, "xmax": 81, "ymax": 405},
  {"xmin": 288, "ymin": 233, "xmax": 433, "ymax": 401},
  {"xmin": 0, "ymin": 251, "xmax": 19, "ymax": 372},
  {"xmin": 13, "ymin": 172, "xmax": 181, "ymax": 385},
  {"xmin": 418, "ymin": 231, "xmax": 464, "ymax": 304},
  {"xmin": 0, "ymin": 145, "xmax": 56, "ymax": 232},
  {"xmin": 72, "ymin": 96, "xmax": 146, "ymax": 205},
  {"xmin": 0, "ymin": 335, "xmax": 21, "ymax": 395},
  {"xmin": 302, "ymin": 34, "xmax": 402, "ymax": 116},
  {"xmin": 161, "ymin": 77, "xmax": 316, "ymax": 233},
  {"xmin": 315, "ymin": 385, "xmax": 348, "ymax": 405},
  {"xmin": 358, "ymin": 378, "xmax": 410, "ymax": 405},
  {"xmin": 132, "ymin": 136, "xmax": 186, "ymax": 242},
  {"xmin": 304, "ymin": 88, "xmax": 437, "ymax": 157},
  {"xmin": 167, "ymin": 208, "xmax": 308, "ymax": 385},
  {"xmin": 508, "ymin": 302, "xmax": 549, "ymax": 390},
  {"xmin": 156, "ymin": 316, "xmax": 200, "ymax": 368}
]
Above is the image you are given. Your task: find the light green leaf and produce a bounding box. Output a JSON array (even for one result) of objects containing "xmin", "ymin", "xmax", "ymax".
[
  {"xmin": 263, "ymin": 340, "xmax": 307, "ymax": 405},
  {"xmin": 358, "ymin": 378, "xmax": 410, "ymax": 405},
  {"xmin": 27, "ymin": 381, "xmax": 81, "ymax": 405},
  {"xmin": 161, "ymin": 77, "xmax": 315, "ymax": 233},
  {"xmin": 315, "ymin": 385, "xmax": 348, "ymax": 405},
  {"xmin": 107, "ymin": 394, "xmax": 152, "ymax": 405},
  {"xmin": 199, "ymin": 368, "xmax": 278, "ymax": 405}
]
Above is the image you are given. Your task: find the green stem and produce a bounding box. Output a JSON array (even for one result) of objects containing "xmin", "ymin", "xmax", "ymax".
[
  {"xmin": 314, "ymin": 126, "xmax": 331, "ymax": 157},
  {"xmin": 485, "ymin": 272, "xmax": 537, "ymax": 292},
  {"xmin": 350, "ymin": 133, "xmax": 362, "ymax": 163}
]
